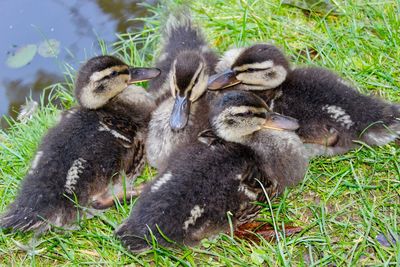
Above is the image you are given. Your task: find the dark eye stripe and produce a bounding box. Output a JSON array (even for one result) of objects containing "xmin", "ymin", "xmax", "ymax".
[
  {"xmin": 235, "ymin": 112, "xmax": 252, "ymax": 117},
  {"xmin": 235, "ymin": 67, "xmax": 270, "ymax": 74},
  {"xmin": 98, "ymin": 69, "xmax": 129, "ymax": 82},
  {"xmin": 119, "ymin": 69, "xmax": 129, "ymax": 75},
  {"xmin": 235, "ymin": 112, "xmax": 266, "ymax": 118},
  {"xmin": 254, "ymin": 112, "xmax": 267, "ymax": 119}
]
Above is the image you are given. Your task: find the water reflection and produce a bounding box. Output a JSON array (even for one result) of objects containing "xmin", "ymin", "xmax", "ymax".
[{"xmin": 0, "ymin": 0, "xmax": 154, "ymax": 129}]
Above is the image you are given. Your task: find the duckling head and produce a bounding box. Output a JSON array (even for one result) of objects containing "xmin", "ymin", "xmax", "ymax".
[
  {"xmin": 169, "ymin": 51, "xmax": 209, "ymax": 131},
  {"xmin": 208, "ymin": 44, "xmax": 289, "ymax": 91},
  {"xmin": 210, "ymin": 91, "xmax": 299, "ymax": 143},
  {"xmin": 75, "ymin": 55, "xmax": 160, "ymax": 109}
]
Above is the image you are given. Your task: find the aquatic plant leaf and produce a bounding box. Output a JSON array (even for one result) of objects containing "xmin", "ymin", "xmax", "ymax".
[
  {"xmin": 282, "ymin": 0, "xmax": 341, "ymax": 15},
  {"xmin": 38, "ymin": 39, "xmax": 60, "ymax": 58},
  {"xmin": 6, "ymin": 44, "xmax": 37, "ymax": 68}
]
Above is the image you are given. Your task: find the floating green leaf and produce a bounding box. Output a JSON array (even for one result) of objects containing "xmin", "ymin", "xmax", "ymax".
[
  {"xmin": 38, "ymin": 39, "xmax": 60, "ymax": 58},
  {"xmin": 6, "ymin": 44, "xmax": 37, "ymax": 68}
]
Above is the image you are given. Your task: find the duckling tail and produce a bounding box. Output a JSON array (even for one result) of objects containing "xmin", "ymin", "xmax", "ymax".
[
  {"xmin": 0, "ymin": 189, "xmax": 74, "ymax": 233},
  {"xmin": 361, "ymin": 105, "xmax": 400, "ymax": 146},
  {"xmin": 0, "ymin": 205, "xmax": 48, "ymax": 232}
]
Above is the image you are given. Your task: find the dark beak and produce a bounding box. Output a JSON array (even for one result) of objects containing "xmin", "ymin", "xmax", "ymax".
[
  {"xmin": 263, "ymin": 113, "xmax": 299, "ymax": 131},
  {"xmin": 170, "ymin": 95, "xmax": 191, "ymax": 131},
  {"xmin": 128, "ymin": 67, "xmax": 161, "ymax": 84},
  {"xmin": 208, "ymin": 70, "xmax": 241, "ymax": 90}
]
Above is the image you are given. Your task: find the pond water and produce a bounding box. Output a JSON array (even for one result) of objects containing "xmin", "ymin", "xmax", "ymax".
[{"xmin": 0, "ymin": 0, "xmax": 155, "ymax": 129}]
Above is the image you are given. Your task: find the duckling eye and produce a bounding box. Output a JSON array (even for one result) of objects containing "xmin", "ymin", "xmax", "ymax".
[
  {"xmin": 226, "ymin": 119, "xmax": 236, "ymax": 125},
  {"xmin": 247, "ymin": 68, "xmax": 257, "ymax": 72},
  {"xmin": 110, "ymin": 70, "xmax": 118, "ymax": 77}
]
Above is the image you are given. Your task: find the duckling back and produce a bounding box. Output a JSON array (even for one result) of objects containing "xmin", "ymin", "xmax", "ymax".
[
  {"xmin": 116, "ymin": 140, "xmax": 264, "ymax": 251},
  {"xmin": 273, "ymin": 67, "xmax": 400, "ymax": 155}
]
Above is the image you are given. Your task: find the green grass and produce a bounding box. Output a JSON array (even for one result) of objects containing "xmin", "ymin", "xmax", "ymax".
[{"xmin": 1, "ymin": 0, "xmax": 400, "ymax": 265}]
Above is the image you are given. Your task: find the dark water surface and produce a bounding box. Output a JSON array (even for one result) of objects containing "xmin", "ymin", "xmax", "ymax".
[{"xmin": 0, "ymin": 0, "xmax": 154, "ymax": 129}]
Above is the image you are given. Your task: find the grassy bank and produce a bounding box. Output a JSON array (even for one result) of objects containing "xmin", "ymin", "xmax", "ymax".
[{"xmin": 1, "ymin": 0, "xmax": 399, "ymax": 265}]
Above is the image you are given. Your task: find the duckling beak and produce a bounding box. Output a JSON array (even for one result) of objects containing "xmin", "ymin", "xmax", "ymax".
[
  {"xmin": 208, "ymin": 70, "xmax": 241, "ymax": 90},
  {"xmin": 263, "ymin": 113, "xmax": 299, "ymax": 131},
  {"xmin": 128, "ymin": 68, "xmax": 161, "ymax": 84},
  {"xmin": 170, "ymin": 95, "xmax": 191, "ymax": 131}
]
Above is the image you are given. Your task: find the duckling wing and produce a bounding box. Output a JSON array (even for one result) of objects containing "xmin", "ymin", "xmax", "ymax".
[{"xmin": 97, "ymin": 112, "xmax": 138, "ymax": 148}]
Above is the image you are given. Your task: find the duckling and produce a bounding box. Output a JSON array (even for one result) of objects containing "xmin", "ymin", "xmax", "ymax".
[
  {"xmin": 148, "ymin": 11, "xmax": 218, "ymax": 104},
  {"xmin": 146, "ymin": 12, "xmax": 218, "ymax": 170},
  {"xmin": 116, "ymin": 91, "xmax": 308, "ymax": 252},
  {"xmin": 0, "ymin": 56, "xmax": 160, "ymax": 232},
  {"xmin": 208, "ymin": 44, "xmax": 400, "ymax": 156}
]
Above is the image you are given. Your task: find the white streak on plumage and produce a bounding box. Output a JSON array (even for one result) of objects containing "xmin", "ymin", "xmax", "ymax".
[
  {"xmin": 183, "ymin": 205, "xmax": 205, "ymax": 231},
  {"xmin": 98, "ymin": 121, "xmax": 131, "ymax": 143},
  {"xmin": 65, "ymin": 158, "xmax": 87, "ymax": 194},
  {"xmin": 322, "ymin": 105, "xmax": 354, "ymax": 129},
  {"xmin": 151, "ymin": 172, "xmax": 172, "ymax": 193}
]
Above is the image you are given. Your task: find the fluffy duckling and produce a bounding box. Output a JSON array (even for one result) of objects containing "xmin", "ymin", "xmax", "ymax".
[
  {"xmin": 116, "ymin": 91, "xmax": 308, "ymax": 252},
  {"xmin": 148, "ymin": 11, "xmax": 218, "ymax": 104},
  {"xmin": 0, "ymin": 56, "xmax": 160, "ymax": 232},
  {"xmin": 146, "ymin": 12, "xmax": 218, "ymax": 170},
  {"xmin": 209, "ymin": 44, "xmax": 400, "ymax": 156}
]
